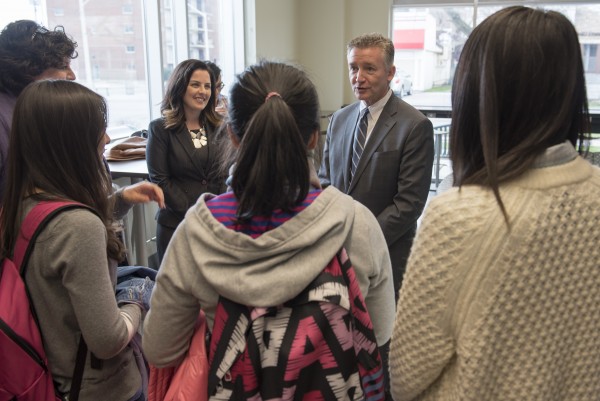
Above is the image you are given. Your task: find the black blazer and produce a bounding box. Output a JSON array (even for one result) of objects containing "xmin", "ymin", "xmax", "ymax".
[
  {"xmin": 146, "ymin": 117, "xmax": 226, "ymax": 229},
  {"xmin": 318, "ymin": 95, "xmax": 434, "ymax": 277}
]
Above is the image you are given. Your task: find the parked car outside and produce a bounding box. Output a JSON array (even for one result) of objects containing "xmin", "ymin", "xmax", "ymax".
[{"xmin": 391, "ymin": 69, "xmax": 413, "ymax": 97}]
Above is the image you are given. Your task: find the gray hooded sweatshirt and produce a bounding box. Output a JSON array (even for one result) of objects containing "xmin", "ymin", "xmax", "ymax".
[{"xmin": 143, "ymin": 186, "xmax": 395, "ymax": 368}]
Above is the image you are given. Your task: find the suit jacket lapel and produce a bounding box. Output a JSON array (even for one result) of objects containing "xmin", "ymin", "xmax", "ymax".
[
  {"xmin": 342, "ymin": 105, "xmax": 361, "ymax": 192},
  {"xmin": 174, "ymin": 126, "xmax": 206, "ymax": 177},
  {"xmin": 348, "ymin": 98, "xmax": 398, "ymax": 193},
  {"xmin": 206, "ymin": 125, "xmax": 220, "ymax": 175}
]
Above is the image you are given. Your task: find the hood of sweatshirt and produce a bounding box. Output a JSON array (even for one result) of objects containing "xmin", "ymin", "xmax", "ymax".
[{"xmin": 176, "ymin": 186, "xmax": 358, "ymax": 307}]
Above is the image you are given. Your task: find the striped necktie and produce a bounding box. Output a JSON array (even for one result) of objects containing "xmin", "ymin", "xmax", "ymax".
[{"xmin": 350, "ymin": 108, "xmax": 369, "ymax": 181}]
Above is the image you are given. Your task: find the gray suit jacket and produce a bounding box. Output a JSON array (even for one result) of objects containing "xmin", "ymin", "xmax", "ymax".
[{"xmin": 318, "ymin": 95, "xmax": 434, "ymax": 288}]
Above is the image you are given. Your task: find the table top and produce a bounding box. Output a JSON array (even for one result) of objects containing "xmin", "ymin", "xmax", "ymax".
[
  {"xmin": 107, "ymin": 158, "xmax": 149, "ymax": 179},
  {"xmin": 105, "ymin": 136, "xmax": 149, "ymax": 179}
]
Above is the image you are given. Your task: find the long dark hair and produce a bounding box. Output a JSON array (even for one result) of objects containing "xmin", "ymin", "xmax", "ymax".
[
  {"xmin": 227, "ymin": 61, "xmax": 320, "ymax": 221},
  {"xmin": 0, "ymin": 80, "xmax": 124, "ymax": 261},
  {"xmin": 161, "ymin": 59, "xmax": 222, "ymax": 130},
  {"xmin": 450, "ymin": 6, "xmax": 590, "ymax": 220},
  {"xmin": 0, "ymin": 20, "xmax": 77, "ymax": 96}
]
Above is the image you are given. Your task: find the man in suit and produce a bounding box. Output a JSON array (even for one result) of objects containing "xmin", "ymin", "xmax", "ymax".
[{"xmin": 319, "ymin": 33, "xmax": 434, "ymax": 301}]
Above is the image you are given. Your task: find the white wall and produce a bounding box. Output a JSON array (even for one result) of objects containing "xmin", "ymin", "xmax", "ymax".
[
  {"xmin": 297, "ymin": 0, "xmax": 346, "ymax": 115},
  {"xmin": 251, "ymin": 0, "xmax": 392, "ymax": 112},
  {"xmin": 342, "ymin": 0, "xmax": 392, "ymax": 106},
  {"xmin": 253, "ymin": 0, "xmax": 298, "ymax": 63}
]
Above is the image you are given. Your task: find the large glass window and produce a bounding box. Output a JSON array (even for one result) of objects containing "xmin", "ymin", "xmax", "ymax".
[
  {"xmin": 1, "ymin": 0, "xmax": 243, "ymax": 138},
  {"xmin": 43, "ymin": 0, "xmax": 150, "ymax": 138},
  {"xmin": 185, "ymin": 0, "xmax": 243, "ymax": 106},
  {"xmin": 392, "ymin": 1, "xmax": 600, "ymax": 114}
]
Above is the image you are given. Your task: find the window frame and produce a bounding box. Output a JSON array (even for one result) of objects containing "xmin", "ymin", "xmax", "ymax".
[{"xmin": 391, "ymin": 0, "xmax": 600, "ymax": 123}]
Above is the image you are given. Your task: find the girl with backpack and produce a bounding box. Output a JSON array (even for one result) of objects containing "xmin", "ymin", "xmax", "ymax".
[
  {"xmin": 144, "ymin": 61, "xmax": 396, "ymax": 400},
  {"xmin": 0, "ymin": 80, "xmax": 163, "ymax": 401}
]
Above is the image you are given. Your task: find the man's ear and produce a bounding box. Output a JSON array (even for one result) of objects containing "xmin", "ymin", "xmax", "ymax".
[
  {"xmin": 227, "ymin": 124, "xmax": 240, "ymax": 148},
  {"xmin": 387, "ymin": 65, "xmax": 396, "ymax": 86},
  {"xmin": 307, "ymin": 130, "xmax": 320, "ymax": 150}
]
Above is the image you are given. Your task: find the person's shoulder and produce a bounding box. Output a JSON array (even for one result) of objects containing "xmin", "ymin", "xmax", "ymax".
[
  {"xmin": 40, "ymin": 206, "xmax": 104, "ymax": 241},
  {"xmin": 148, "ymin": 117, "xmax": 167, "ymax": 130},
  {"xmin": 387, "ymin": 95, "xmax": 428, "ymax": 121},
  {"xmin": 424, "ymin": 185, "xmax": 494, "ymax": 228},
  {"xmin": 322, "ymin": 187, "xmax": 378, "ymax": 224},
  {"xmin": 53, "ymin": 206, "xmax": 102, "ymax": 225},
  {"xmin": 332, "ymin": 102, "xmax": 359, "ymax": 119},
  {"xmin": 318, "ymin": 187, "xmax": 368, "ymax": 219},
  {"xmin": 148, "ymin": 117, "xmax": 174, "ymax": 138},
  {"xmin": 321, "ymin": 185, "xmax": 350, "ymax": 200}
]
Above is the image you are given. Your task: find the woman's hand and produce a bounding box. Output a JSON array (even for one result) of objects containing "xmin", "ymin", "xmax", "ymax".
[{"xmin": 122, "ymin": 181, "xmax": 165, "ymax": 208}]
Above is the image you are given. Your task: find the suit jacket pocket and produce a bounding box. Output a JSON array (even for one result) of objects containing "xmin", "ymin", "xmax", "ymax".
[{"xmin": 368, "ymin": 150, "xmax": 400, "ymax": 183}]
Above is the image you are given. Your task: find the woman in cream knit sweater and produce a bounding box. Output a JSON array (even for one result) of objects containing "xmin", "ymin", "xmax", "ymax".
[{"xmin": 390, "ymin": 6, "xmax": 600, "ymax": 401}]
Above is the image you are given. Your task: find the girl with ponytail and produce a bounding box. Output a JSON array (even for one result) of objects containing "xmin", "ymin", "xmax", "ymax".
[{"xmin": 144, "ymin": 61, "xmax": 395, "ymax": 399}]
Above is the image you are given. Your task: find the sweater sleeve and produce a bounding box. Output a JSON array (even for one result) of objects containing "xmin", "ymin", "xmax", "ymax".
[
  {"xmin": 143, "ymin": 221, "xmax": 201, "ymax": 367},
  {"xmin": 389, "ymin": 197, "xmax": 456, "ymax": 401},
  {"xmin": 111, "ymin": 186, "xmax": 133, "ymax": 220},
  {"xmin": 346, "ymin": 203, "xmax": 395, "ymax": 346},
  {"xmin": 45, "ymin": 209, "xmax": 138, "ymax": 359}
]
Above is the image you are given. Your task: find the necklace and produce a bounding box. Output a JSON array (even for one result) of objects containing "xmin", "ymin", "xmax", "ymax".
[{"xmin": 189, "ymin": 127, "xmax": 207, "ymax": 149}]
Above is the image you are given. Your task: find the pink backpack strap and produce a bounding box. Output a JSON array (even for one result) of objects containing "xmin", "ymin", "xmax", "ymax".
[{"xmin": 13, "ymin": 200, "xmax": 87, "ymax": 271}]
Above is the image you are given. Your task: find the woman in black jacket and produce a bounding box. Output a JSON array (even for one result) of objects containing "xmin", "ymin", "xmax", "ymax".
[{"xmin": 146, "ymin": 59, "xmax": 226, "ymax": 264}]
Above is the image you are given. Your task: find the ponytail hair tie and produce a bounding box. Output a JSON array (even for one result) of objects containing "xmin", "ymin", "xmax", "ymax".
[{"xmin": 265, "ymin": 91, "xmax": 282, "ymax": 103}]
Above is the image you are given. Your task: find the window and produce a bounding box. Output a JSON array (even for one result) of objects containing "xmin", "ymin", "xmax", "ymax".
[
  {"xmin": 583, "ymin": 44, "xmax": 598, "ymax": 70},
  {"xmin": 1, "ymin": 0, "xmax": 243, "ymax": 134},
  {"xmin": 392, "ymin": 1, "xmax": 600, "ymax": 114},
  {"xmin": 187, "ymin": 4, "xmax": 210, "ymax": 61}
]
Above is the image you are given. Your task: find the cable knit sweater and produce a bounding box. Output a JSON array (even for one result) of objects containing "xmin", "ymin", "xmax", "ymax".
[{"xmin": 390, "ymin": 142, "xmax": 600, "ymax": 401}]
